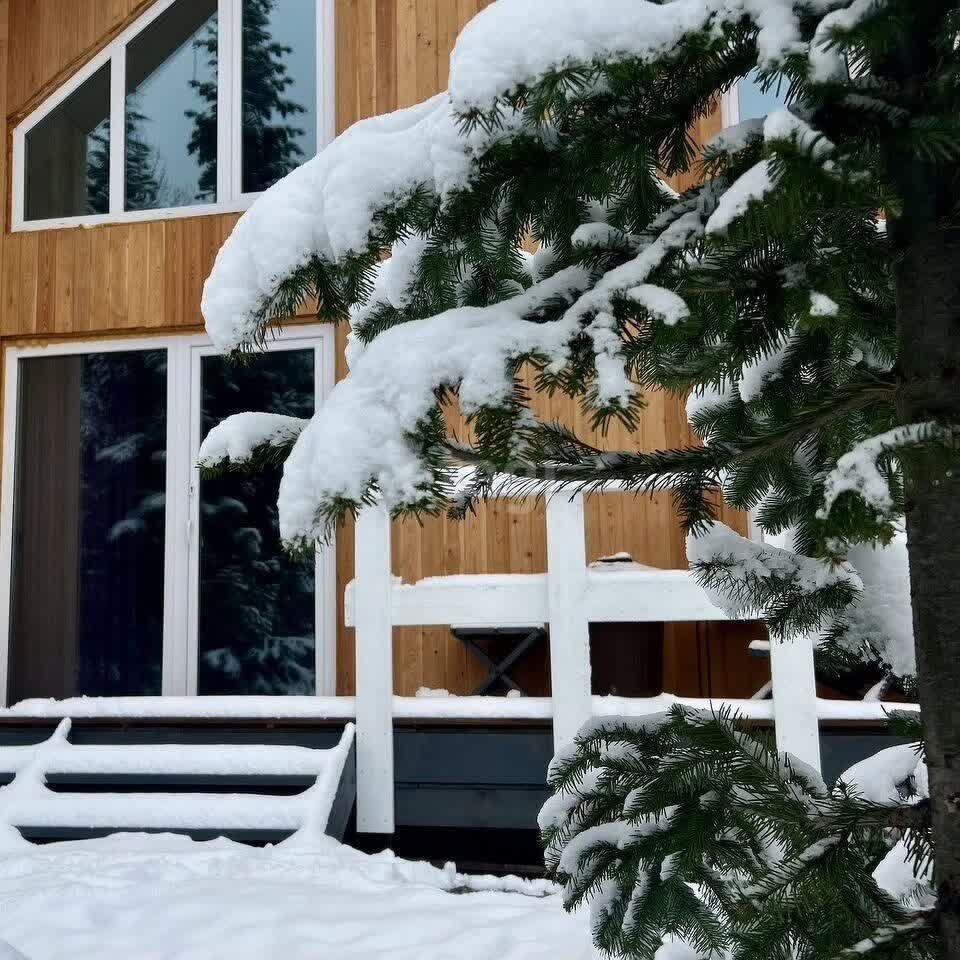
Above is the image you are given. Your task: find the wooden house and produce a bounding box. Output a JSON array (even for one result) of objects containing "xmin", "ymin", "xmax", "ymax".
[{"xmin": 0, "ymin": 0, "xmax": 904, "ymax": 865}]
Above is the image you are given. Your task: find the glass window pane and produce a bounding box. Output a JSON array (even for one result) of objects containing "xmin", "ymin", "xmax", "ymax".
[
  {"xmin": 24, "ymin": 63, "xmax": 111, "ymax": 221},
  {"xmin": 738, "ymin": 69, "xmax": 788, "ymax": 122},
  {"xmin": 125, "ymin": 0, "xmax": 218, "ymax": 211},
  {"xmin": 198, "ymin": 349, "xmax": 316, "ymax": 695},
  {"xmin": 9, "ymin": 351, "xmax": 167, "ymax": 703},
  {"xmin": 242, "ymin": 0, "xmax": 317, "ymax": 195}
]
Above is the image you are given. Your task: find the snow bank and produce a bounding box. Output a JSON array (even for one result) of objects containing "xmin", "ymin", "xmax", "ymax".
[{"xmin": 0, "ymin": 833, "xmax": 587, "ymax": 960}]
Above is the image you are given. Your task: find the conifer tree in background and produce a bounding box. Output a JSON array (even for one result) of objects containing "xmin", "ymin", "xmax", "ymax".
[
  {"xmin": 188, "ymin": 0, "xmax": 307, "ymax": 199},
  {"xmin": 198, "ymin": 0, "xmax": 960, "ymax": 954},
  {"xmin": 86, "ymin": 105, "xmax": 178, "ymax": 214}
]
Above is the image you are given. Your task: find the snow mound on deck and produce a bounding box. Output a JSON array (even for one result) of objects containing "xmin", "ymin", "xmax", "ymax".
[{"xmin": 0, "ymin": 833, "xmax": 591, "ymax": 960}]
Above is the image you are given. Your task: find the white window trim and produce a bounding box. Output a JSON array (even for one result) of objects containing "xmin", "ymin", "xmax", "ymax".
[
  {"xmin": 0, "ymin": 325, "xmax": 337, "ymax": 706},
  {"xmin": 11, "ymin": 0, "xmax": 336, "ymax": 233},
  {"xmin": 720, "ymin": 83, "xmax": 741, "ymax": 129}
]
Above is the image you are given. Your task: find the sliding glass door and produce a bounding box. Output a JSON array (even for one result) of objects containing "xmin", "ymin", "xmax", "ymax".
[
  {"xmin": 193, "ymin": 347, "xmax": 317, "ymax": 695},
  {"xmin": 0, "ymin": 329, "xmax": 334, "ymax": 706},
  {"xmin": 8, "ymin": 350, "xmax": 167, "ymax": 701}
]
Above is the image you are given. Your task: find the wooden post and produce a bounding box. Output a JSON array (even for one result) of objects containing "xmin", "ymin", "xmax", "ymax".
[
  {"xmin": 545, "ymin": 492, "xmax": 593, "ymax": 750},
  {"xmin": 770, "ymin": 631, "xmax": 822, "ymax": 773},
  {"xmin": 354, "ymin": 503, "xmax": 395, "ymax": 833}
]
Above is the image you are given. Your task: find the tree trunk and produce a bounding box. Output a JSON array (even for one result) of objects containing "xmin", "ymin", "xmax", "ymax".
[{"xmin": 891, "ymin": 155, "xmax": 960, "ymax": 956}]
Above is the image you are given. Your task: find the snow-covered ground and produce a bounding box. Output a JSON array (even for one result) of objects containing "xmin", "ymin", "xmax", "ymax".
[{"xmin": 0, "ymin": 833, "xmax": 593, "ymax": 960}]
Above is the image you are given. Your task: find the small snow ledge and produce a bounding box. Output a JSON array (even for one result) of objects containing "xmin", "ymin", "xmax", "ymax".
[
  {"xmin": 705, "ymin": 160, "xmax": 775, "ymax": 236},
  {"xmin": 199, "ymin": 413, "xmax": 308, "ymax": 468}
]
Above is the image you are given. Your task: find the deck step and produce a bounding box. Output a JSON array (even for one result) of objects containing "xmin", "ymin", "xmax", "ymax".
[{"xmin": 0, "ymin": 720, "xmax": 356, "ymax": 843}]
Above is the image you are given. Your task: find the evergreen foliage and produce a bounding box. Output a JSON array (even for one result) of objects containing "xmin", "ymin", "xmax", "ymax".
[
  {"xmin": 542, "ymin": 707, "xmax": 935, "ymax": 960},
  {"xmin": 200, "ymin": 0, "xmax": 960, "ymax": 953}
]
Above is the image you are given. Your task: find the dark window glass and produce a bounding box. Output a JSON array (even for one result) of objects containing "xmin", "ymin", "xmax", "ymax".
[
  {"xmin": 738, "ymin": 69, "xmax": 789, "ymax": 122},
  {"xmin": 241, "ymin": 0, "xmax": 317, "ymax": 194},
  {"xmin": 125, "ymin": 0, "xmax": 218, "ymax": 211},
  {"xmin": 25, "ymin": 63, "xmax": 111, "ymax": 220},
  {"xmin": 198, "ymin": 349, "xmax": 316, "ymax": 695},
  {"xmin": 9, "ymin": 351, "xmax": 167, "ymax": 703}
]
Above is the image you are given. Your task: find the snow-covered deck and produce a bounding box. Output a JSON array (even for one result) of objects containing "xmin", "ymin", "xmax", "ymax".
[{"xmin": 0, "ymin": 692, "xmax": 913, "ymax": 724}]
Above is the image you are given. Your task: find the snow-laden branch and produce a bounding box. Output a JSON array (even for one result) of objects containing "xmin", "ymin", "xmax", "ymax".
[
  {"xmin": 202, "ymin": 93, "xmax": 522, "ymax": 353},
  {"xmin": 203, "ymin": 0, "xmax": 869, "ymax": 356},
  {"xmin": 838, "ymin": 742, "xmax": 925, "ymax": 806},
  {"xmin": 819, "ymin": 422, "xmax": 950, "ymax": 518},
  {"xmin": 277, "ymin": 267, "xmax": 593, "ymax": 544},
  {"xmin": 686, "ymin": 521, "xmax": 862, "ymax": 620},
  {"xmin": 199, "ymin": 413, "xmax": 309, "ymax": 471},
  {"xmin": 448, "ymin": 0, "xmax": 848, "ymax": 114}
]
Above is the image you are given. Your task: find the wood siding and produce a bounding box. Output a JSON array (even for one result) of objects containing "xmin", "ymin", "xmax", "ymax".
[{"xmin": 0, "ymin": 0, "xmax": 757, "ymax": 699}]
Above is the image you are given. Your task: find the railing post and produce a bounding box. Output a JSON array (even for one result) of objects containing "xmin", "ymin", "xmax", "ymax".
[
  {"xmin": 545, "ymin": 491, "xmax": 593, "ymax": 750},
  {"xmin": 762, "ymin": 528, "xmax": 822, "ymax": 773},
  {"xmin": 354, "ymin": 503, "xmax": 395, "ymax": 833},
  {"xmin": 769, "ymin": 631, "xmax": 822, "ymax": 773}
]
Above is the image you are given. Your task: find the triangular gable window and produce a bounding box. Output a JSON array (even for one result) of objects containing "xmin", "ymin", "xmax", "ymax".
[{"xmin": 13, "ymin": 0, "xmax": 333, "ymax": 230}]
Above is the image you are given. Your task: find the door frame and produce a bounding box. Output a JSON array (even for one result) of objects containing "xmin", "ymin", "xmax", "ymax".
[{"xmin": 0, "ymin": 324, "xmax": 337, "ymax": 707}]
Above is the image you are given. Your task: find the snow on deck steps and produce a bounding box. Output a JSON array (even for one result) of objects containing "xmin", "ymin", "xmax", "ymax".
[{"xmin": 0, "ymin": 720, "xmax": 355, "ymax": 844}]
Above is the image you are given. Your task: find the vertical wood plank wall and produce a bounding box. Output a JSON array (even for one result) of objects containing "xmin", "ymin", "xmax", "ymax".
[{"xmin": 0, "ymin": 0, "xmax": 749, "ymax": 698}]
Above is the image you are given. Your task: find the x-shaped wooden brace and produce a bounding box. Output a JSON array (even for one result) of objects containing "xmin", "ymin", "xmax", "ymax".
[{"xmin": 453, "ymin": 627, "xmax": 547, "ymax": 696}]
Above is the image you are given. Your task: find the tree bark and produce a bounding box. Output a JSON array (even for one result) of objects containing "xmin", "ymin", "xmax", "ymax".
[{"xmin": 891, "ymin": 152, "xmax": 960, "ymax": 956}]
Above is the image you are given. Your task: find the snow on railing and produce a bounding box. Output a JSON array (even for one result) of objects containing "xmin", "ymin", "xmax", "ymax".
[
  {"xmin": 0, "ymin": 719, "xmax": 355, "ymax": 845},
  {"xmin": 346, "ymin": 489, "xmax": 829, "ymax": 834}
]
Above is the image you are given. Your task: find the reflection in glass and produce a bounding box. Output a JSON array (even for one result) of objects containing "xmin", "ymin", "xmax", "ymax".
[
  {"xmin": 25, "ymin": 63, "xmax": 111, "ymax": 220},
  {"xmin": 125, "ymin": 0, "xmax": 218, "ymax": 210},
  {"xmin": 9, "ymin": 351, "xmax": 167, "ymax": 702},
  {"xmin": 241, "ymin": 0, "xmax": 317, "ymax": 194},
  {"xmin": 738, "ymin": 69, "xmax": 789, "ymax": 122},
  {"xmin": 198, "ymin": 350, "xmax": 316, "ymax": 695}
]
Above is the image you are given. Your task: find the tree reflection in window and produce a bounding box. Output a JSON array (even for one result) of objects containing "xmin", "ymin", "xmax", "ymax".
[{"xmin": 198, "ymin": 349, "xmax": 316, "ymax": 696}]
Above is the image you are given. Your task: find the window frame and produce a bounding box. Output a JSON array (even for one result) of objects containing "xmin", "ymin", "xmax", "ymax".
[
  {"xmin": 720, "ymin": 83, "xmax": 742, "ymax": 129},
  {"xmin": 0, "ymin": 325, "xmax": 337, "ymax": 706},
  {"xmin": 11, "ymin": 0, "xmax": 336, "ymax": 232}
]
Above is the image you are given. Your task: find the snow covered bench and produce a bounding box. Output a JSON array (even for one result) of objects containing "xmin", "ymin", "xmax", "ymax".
[{"xmin": 0, "ymin": 720, "xmax": 356, "ymax": 845}]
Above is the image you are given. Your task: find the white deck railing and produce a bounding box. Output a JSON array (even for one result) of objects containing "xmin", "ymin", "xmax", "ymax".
[{"xmin": 346, "ymin": 491, "xmax": 823, "ymax": 834}]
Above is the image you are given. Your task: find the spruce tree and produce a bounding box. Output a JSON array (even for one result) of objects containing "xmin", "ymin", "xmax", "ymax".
[
  {"xmin": 187, "ymin": 0, "xmax": 308, "ymax": 198},
  {"xmin": 199, "ymin": 0, "xmax": 960, "ymax": 954}
]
